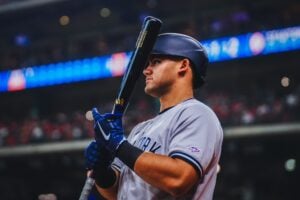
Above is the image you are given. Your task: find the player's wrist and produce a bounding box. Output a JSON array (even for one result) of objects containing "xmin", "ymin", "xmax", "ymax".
[
  {"xmin": 93, "ymin": 166, "xmax": 116, "ymax": 188},
  {"xmin": 116, "ymin": 141, "xmax": 143, "ymax": 170}
]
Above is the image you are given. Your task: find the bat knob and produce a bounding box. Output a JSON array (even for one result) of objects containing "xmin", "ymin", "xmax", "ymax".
[{"xmin": 85, "ymin": 110, "xmax": 94, "ymax": 121}]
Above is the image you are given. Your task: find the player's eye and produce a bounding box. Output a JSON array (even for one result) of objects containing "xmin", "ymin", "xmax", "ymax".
[{"xmin": 150, "ymin": 58, "xmax": 162, "ymax": 66}]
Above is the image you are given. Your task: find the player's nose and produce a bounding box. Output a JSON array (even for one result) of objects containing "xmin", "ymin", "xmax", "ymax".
[{"xmin": 143, "ymin": 65, "xmax": 152, "ymax": 76}]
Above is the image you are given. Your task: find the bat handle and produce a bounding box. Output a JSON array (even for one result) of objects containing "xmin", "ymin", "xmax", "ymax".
[
  {"xmin": 79, "ymin": 174, "xmax": 95, "ymax": 200},
  {"xmin": 112, "ymin": 103, "xmax": 124, "ymax": 114}
]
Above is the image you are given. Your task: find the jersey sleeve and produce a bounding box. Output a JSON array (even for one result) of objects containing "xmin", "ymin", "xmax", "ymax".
[
  {"xmin": 168, "ymin": 104, "xmax": 223, "ymax": 179},
  {"xmin": 111, "ymin": 157, "xmax": 123, "ymax": 172}
]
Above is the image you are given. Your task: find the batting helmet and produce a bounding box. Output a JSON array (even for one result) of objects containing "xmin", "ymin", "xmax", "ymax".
[{"xmin": 151, "ymin": 33, "xmax": 208, "ymax": 88}]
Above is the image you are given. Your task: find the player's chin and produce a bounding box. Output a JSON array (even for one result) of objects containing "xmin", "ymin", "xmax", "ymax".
[
  {"xmin": 144, "ymin": 85, "xmax": 159, "ymax": 97},
  {"xmin": 144, "ymin": 85, "xmax": 153, "ymax": 95}
]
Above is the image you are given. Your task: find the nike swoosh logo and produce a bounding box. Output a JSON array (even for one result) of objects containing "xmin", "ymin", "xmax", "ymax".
[{"xmin": 97, "ymin": 121, "xmax": 110, "ymax": 140}]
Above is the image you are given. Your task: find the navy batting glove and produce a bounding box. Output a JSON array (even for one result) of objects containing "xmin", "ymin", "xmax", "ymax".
[
  {"xmin": 84, "ymin": 141, "xmax": 117, "ymax": 188},
  {"xmin": 92, "ymin": 108, "xmax": 126, "ymax": 155},
  {"xmin": 84, "ymin": 141, "xmax": 113, "ymax": 170}
]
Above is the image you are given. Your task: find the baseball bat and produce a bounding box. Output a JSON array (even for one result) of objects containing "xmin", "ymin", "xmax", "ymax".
[
  {"xmin": 112, "ymin": 16, "xmax": 162, "ymax": 114},
  {"xmin": 79, "ymin": 16, "xmax": 162, "ymax": 200}
]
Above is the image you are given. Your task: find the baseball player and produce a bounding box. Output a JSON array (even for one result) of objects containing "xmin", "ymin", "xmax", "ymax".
[{"xmin": 85, "ymin": 33, "xmax": 223, "ymax": 200}]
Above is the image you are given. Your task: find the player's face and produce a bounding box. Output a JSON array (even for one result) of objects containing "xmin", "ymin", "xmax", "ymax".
[{"xmin": 143, "ymin": 56, "xmax": 182, "ymax": 97}]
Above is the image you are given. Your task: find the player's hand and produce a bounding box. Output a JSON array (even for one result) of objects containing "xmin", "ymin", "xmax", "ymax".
[
  {"xmin": 92, "ymin": 107, "xmax": 126, "ymax": 155},
  {"xmin": 84, "ymin": 141, "xmax": 113, "ymax": 170}
]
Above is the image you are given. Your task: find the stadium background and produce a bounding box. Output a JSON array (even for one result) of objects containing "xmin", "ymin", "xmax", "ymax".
[{"xmin": 0, "ymin": 0, "xmax": 299, "ymax": 199}]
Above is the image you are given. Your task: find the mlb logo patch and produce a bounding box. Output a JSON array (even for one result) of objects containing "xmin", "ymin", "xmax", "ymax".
[{"xmin": 188, "ymin": 146, "xmax": 200, "ymax": 153}]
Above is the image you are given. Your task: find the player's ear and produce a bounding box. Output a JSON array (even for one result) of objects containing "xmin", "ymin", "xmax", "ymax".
[{"xmin": 178, "ymin": 58, "xmax": 190, "ymax": 76}]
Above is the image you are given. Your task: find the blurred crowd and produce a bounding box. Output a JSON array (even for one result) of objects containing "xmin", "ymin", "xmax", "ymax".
[
  {"xmin": 0, "ymin": 111, "xmax": 94, "ymax": 147},
  {"xmin": 203, "ymin": 88, "xmax": 300, "ymax": 126},
  {"xmin": 0, "ymin": 85, "xmax": 299, "ymax": 147},
  {"xmin": 0, "ymin": 97, "xmax": 157, "ymax": 147}
]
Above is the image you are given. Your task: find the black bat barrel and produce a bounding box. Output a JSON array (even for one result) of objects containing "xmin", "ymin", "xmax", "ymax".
[{"xmin": 112, "ymin": 16, "xmax": 162, "ymax": 114}]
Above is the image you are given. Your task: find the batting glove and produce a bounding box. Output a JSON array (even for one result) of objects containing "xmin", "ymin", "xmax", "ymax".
[
  {"xmin": 92, "ymin": 108, "xmax": 126, "ymax": 155},
  {"xmin": 84, "ymin": 141, "xmax": 113, "ymax": 170},
  {"xmin": 84, "ymin": 141, "xmax": 117, "ymax": 188}
]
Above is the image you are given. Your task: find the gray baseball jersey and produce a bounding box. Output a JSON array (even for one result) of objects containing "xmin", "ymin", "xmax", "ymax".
[{"xmin": 112, "ymin": 98, "xmax": 223, "ymax": 200}]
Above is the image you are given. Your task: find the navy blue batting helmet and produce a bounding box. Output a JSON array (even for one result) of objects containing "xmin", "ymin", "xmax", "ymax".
[{"xmin": 151, "ymin": 33, "xmax": 208, "ymax": 88}]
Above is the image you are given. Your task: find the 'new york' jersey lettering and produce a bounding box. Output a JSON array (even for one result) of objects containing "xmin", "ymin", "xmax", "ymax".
[{"xmin": 133, "ymin": 136, "xmax": 161, "ymax": 153}]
